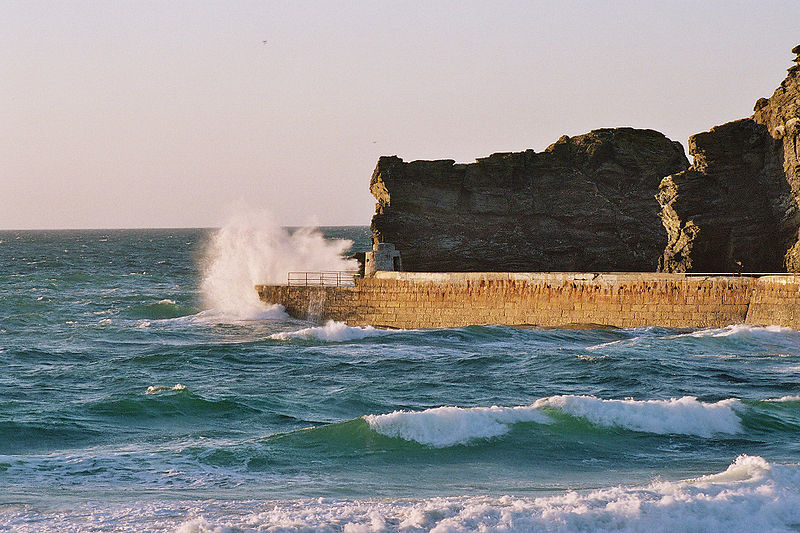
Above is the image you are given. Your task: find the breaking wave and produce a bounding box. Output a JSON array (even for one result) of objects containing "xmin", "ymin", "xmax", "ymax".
[
  {"xmin": 174, "ymin": 456, "xmax": 800, "ymax": 533},
  {"xmin": 364, "ymin": 405, "xmax": 553, "ymax": 447},
  {"xmin": 765, "ymin": 395, "xmax": 800, "ymax": 403},
  {"xmin": 362, "ymin": 395, "xmax": 746, "ymax": 447},
  {"xmin": 533, "ymin": 395, "xmax": 743, "ymax": 437},
  {"xmin": 9, "ymin": 456, "xmax": 793, "ymax": 533}
]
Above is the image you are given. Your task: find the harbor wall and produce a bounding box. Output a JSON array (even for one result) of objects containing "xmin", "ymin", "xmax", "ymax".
[
  {"xmin": 256, "ymin": 273, "xmax": 800, "ymax": 329},
  {"xmin": 745, "ymin": 275, "xmax": 800, "ymax": 327}
]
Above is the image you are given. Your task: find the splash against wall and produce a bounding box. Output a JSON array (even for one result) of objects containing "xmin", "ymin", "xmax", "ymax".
[{"xmin": 200, "ymin": 212, "xmax": 356, "ymax": 319}]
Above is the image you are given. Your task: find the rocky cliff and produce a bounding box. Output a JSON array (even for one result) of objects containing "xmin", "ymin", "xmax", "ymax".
[
  {"xmin": 370, "ymin": 128, "xmax": 689, "ymax": 272},
  {"xmin": 658, "ymin": 45, "xmax": 800, "ymax": 272}
]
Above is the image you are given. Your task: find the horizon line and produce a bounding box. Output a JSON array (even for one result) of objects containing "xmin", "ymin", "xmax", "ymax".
[{"xmin": 0, "ymin": 224, "xmax": 372, "ymax": 232}]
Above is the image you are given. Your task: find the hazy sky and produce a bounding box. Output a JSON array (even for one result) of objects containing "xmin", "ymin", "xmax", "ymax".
[{"xmin": 2, "ymin": 1, "xmax": 799, "ymax": 229}]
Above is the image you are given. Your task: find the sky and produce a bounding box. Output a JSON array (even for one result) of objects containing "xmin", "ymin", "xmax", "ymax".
[{"xmin": 2, "ymin": 1, "xmax": 799, "ymax": 229}]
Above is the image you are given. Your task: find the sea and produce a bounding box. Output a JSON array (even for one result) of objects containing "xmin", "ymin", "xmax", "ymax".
[{"xmin": 1, "ymin": 222, "xmax": 799, "ymax": 532}]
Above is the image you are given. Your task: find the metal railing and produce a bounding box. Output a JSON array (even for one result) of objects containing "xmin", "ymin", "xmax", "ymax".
[{"xmin": 287, "ymin": 271, "xmax": 362, "ymax": 287}]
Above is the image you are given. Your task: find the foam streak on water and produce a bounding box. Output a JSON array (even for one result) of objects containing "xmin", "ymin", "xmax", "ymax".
[{"xmin": 270, "ymin": 320, "xmax": 397, "ymax": 342}]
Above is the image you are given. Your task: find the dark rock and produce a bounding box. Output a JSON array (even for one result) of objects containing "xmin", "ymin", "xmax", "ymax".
[
  {"xmin": 349, "ymin": 252, "xmax": 366, "ymax": 277},
  {"xmin": 658, "ymin": 45, "xmax": 800, "ymax": 272},
  {"xmin": 370, "ymin": 128, "xmax": 688, "ymax": 272}
]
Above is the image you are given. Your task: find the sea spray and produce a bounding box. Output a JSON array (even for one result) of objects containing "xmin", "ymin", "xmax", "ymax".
[{"xmin": 199, "ymin": 212, "xmax": 357, "ymax": 319}]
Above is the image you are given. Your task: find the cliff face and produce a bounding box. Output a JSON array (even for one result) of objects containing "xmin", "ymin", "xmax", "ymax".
[
  {"xmin": 658, "ymin": 45, "xmax": 800, "ymax": 272},
  {"xmin": 371, "ymin": 128, "xmax": 688, "ymax": 272},
  {"xmin": 370, "ymin": 45, "xmax": 800, "ymax": 274}
]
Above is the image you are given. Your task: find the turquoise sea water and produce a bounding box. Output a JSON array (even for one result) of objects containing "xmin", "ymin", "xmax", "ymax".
[{"xmin": 1, "ymin": 227, "xmax": 799, "ymax": 532}]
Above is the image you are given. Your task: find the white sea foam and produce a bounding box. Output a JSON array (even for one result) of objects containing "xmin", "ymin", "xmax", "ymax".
[
  {"xmin": 534, "ymin": 395, "xmax": 743, "ymax": 436},
  {"xmin": 161, "ymin": 305, "xmax": 290, "ymax": 326},
  {"xmin": 270, "ymin": 320, "xmax": 394, "ymax": 342},
  {"xmin": 145, "ymin": 383, "xmax": 187, "ymax": 395},
  {"xmin": 576, "ymin": 353, "xmax": 607, "ymax": 361},
  {"xmin": 586, "ymin": 338, "xmax": 627, "ymax": 350},
  {"xmin": 364, "ymin": 395, "xmax": 743, "ymax": 446},
  {"xmin": 5, "ymin": 457, "xmax": 798, "ymax": 533},
  {"xmin": 199, "ymin": 211, "xmax": 356, "ymax": 320},
  {"xmin": 692, "ymin": 353, "xmax": 739, "ymax": 359},
  {"xmin": 364, "ymin": 405, "xmax": 553, "ymax": 447},
  {"xmin": 156, "ymin": 298, "xmax": 177, "ymax": 305},
  {"xmin": 765, "ymin": 395, "xmax": 800, "ymax": 402},
  {"xmin": 690, "ymin": 454, "xmax": 773, "ymax": 484},
  {"xmin": 688, "ymin": 324, "xmax": 794, "ymax": 338}
]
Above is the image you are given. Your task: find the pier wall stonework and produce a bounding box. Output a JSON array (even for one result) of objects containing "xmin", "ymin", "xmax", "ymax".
[
  {"xmin": 256, "ymin": 273, "xmax": 800, "ymax": 330},
  {"xmin": 745, "ymin": 276, "xmax": 800, "ymax": 327}
]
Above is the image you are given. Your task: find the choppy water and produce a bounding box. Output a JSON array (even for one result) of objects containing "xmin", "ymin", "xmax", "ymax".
[{"xmin": 1, "ymin": 226, "xmax": 799, "ymax": 532}]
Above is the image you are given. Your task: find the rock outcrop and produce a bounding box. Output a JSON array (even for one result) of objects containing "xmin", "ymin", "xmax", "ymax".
[
  {"xmin": 370, "ymin": 128, "xmax": 689, "ymax": 272},
  {"xmin": 658, "ymin": 45, "xmax": 800, "ymax": 272}
]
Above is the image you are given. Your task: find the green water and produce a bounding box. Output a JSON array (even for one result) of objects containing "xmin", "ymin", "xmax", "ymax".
[{"xmin": 1, "ymin": 227, "xmax": 799, "ymax": 532}]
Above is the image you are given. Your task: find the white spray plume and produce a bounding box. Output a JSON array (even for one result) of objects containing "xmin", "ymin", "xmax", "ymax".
[{"xmin": 200, "ymin": 211, "xmax": 357, "ymax": 319}]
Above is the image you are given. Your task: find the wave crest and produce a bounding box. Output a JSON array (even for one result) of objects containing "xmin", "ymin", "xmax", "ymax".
[
  {"xmin": 764, "ymin": 395, "xmax": 800, "ymax": 403},
  {"xmin": 363, "ymin": 395, "xmax": 745, "ymax": 447},
  {"xmin": 363, "ymin": 405, "xmax": 553, "ymax": 447},
  {"xmin": 534, "ymin": 395, "xmax": 743, "ymax": 437}
]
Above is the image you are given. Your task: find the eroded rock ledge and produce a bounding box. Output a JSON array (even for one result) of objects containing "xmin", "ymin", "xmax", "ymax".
[
  {"xmin": 371, "ymin": 128, "xmax": 688, "ymax": 272},
  {"xmin": 658, "ymin": 45, "xmax": 800, "ymax": 273},
  {"xmin": 371, "ymin": 45, "xmax": 800, "ymax": 274}
]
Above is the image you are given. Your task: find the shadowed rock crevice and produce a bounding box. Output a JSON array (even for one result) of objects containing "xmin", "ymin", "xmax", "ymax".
[{"xmin": 658, "ymin": 45, "xmax": 800, "ymax": 273}]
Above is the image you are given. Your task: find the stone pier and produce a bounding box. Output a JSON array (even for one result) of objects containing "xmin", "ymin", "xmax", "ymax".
[{"xmin": 256, "ymin": 272, "xmax": 800, "ymax": 330}]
